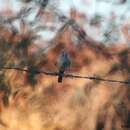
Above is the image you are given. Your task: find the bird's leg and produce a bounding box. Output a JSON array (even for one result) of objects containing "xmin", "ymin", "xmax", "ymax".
[{"xmin": 58, "ymin": 69, "xmax": 64, "ymax": 83}]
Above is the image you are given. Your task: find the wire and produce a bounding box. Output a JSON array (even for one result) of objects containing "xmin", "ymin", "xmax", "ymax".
[{"xmin": 0, "ymin": 67, "xmax": 130, "ymax": 84}]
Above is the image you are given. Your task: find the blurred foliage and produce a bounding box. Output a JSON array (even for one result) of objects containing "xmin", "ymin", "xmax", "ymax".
[
  {"xmin": 17, "ymin": 37, "xmax": 31, "ymax": 49},
  {"xmin": 21, "ymin": 0, "xmax": 32, "ymax": 2},
  {"xmin": 0, "ymin": 73, "xmax": 10, "ymax": 106},
  {"xmin": 0, "ymin": 40, "xmax": 14, "ymax": 67},
  {"xmin": 108, "ymin": 63, "xmax": 121, "ymax": 75},
  {"xmin": 97, "ymin": 0, "xmax": 127, "ymax": 4},
  {"xmin": 90, "ymin": 14, "xmax": 102, "ymax": 27},
  {"xmin": 118, "ymin": 49, "xmax": 129, "ymax": 57},
  {"xmin": 103, "ymin": 31, "xmax": 112, "ymax": 42},
  {"xmin": 20, "ymin": 0, "xmax": 49, "ymax": 8},
  {"xmin": 26, "ymin": 64, "xmax": 38, "ymax": 87},
  {"xmin": 0, "ymin": 1, "xmax": 130, "ymax": 130},
  {"xmin": 118, "ymin": 49, "xmax": 129, "ymax": 71}
]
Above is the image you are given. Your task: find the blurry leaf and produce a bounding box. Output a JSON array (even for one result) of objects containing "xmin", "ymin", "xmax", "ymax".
[
  {"xmin": 17, "ymin": 37, "xmax": 31, "ymax": 49},
  {"xmin": 0, "ymin": 40, "xmax": 13, "ymax": 67},
  {"xmin": 118, "ymin": 49, "xmax": 129, "ymax": 70},
  {"xmin": 26, "ymin": 65, "xmax": 38, "ymax": 87},
  {"xmin": 119, "ymin": 0, "xmax": 127, "ymax": 4},
  {"xmin": 0, "ymin": 74, "xmax": 11, "ymax": 107},
  {"xmin": 20, "ymin": 0, "xmax": 32, "ymax": 3},
  {"xmin": 0, "ymin": 76, "xmax": 10, "ymax": 94},
  {"xmin": 0, "ymin": 74, "xmax": 5, "ymax": 83},
  {"xmin": 78, "ymin": 28, "xmax": 87, "ymax": 42},
  {"xmin": 103, "ymin": 31, "xmax": 111, "ymax": 42},
  {"xmin": 31, "ymin": 34, "xmax": 41, "ymax": 41},
  {"xmin": 123, "ymin": 112, "xmax": 130, "ymax": 128},
  {"xmin": 96, "ymin": 118, "xmax": 104, "ymax": 130},
  {"xmin": 10, "ymin": 25, "xmax": 19, "ymax": 36},
  {"xmin": 108, "ymin": 63, "xmax": 121, "ymax": 75},
  {"xmin": 109, "ymin": 20, "xmax": 117, "ymax": 30},
  {"xmin": 90, "ymin": 14, "xmax": 102, "ymax": 26},
  {"xmin": 103, "ymin": 30, "xmax": 119, "ymax": 43},
  {"xmin": 118, "ymin": 49, "xmax": 129, "ymax": 57},
  {"xmin": 112, "ymin": 0, "xmax": 127, "ymax": 4},
  {"xmin": 17, "ymin": 7, "xmax": 33, "ymax": 19},
  {"xmin": 2, "ymin": 94, "xmax": 9, "ymax": 107}
]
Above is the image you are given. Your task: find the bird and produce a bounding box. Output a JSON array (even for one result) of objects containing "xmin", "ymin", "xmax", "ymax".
[{"xmin": 57, "ymin": 51, "xmax": 71, "ymax": 83}]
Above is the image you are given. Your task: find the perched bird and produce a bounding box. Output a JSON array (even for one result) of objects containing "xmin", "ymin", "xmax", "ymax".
[{"xmin": 57, "ymin": 51, "xmax": 71, "ymax": 83}]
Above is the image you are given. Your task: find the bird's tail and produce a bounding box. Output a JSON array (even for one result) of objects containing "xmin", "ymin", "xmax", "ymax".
[{"xmin": 58, "ymin": 70, "xmax": 64, "ymax": 83}]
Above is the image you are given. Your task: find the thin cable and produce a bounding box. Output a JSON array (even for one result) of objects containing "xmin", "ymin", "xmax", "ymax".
[{"xmin": 0, "ymin": 67, "xmax": 130, "ymax": 84}]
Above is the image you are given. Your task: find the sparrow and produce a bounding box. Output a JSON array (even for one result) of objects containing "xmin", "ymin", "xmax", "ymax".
[{"xmin": 57, "ymin": 51, "xmax": 71, "ymax": 83}]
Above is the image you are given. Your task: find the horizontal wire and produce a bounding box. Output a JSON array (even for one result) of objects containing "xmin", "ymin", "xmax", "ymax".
[{"xmin": 0, "ymin": 67, "xmax": 130, "ymax": 84}]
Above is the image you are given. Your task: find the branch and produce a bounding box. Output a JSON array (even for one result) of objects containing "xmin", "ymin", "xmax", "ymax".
[{"xmin": 0, "ymin": 67, "xmax": 130, "ymax": 85}]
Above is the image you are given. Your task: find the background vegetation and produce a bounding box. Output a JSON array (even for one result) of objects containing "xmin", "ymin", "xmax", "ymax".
[{"xmin": 0, "ymin": 0, "xmax": 130, "ymax": 130}]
